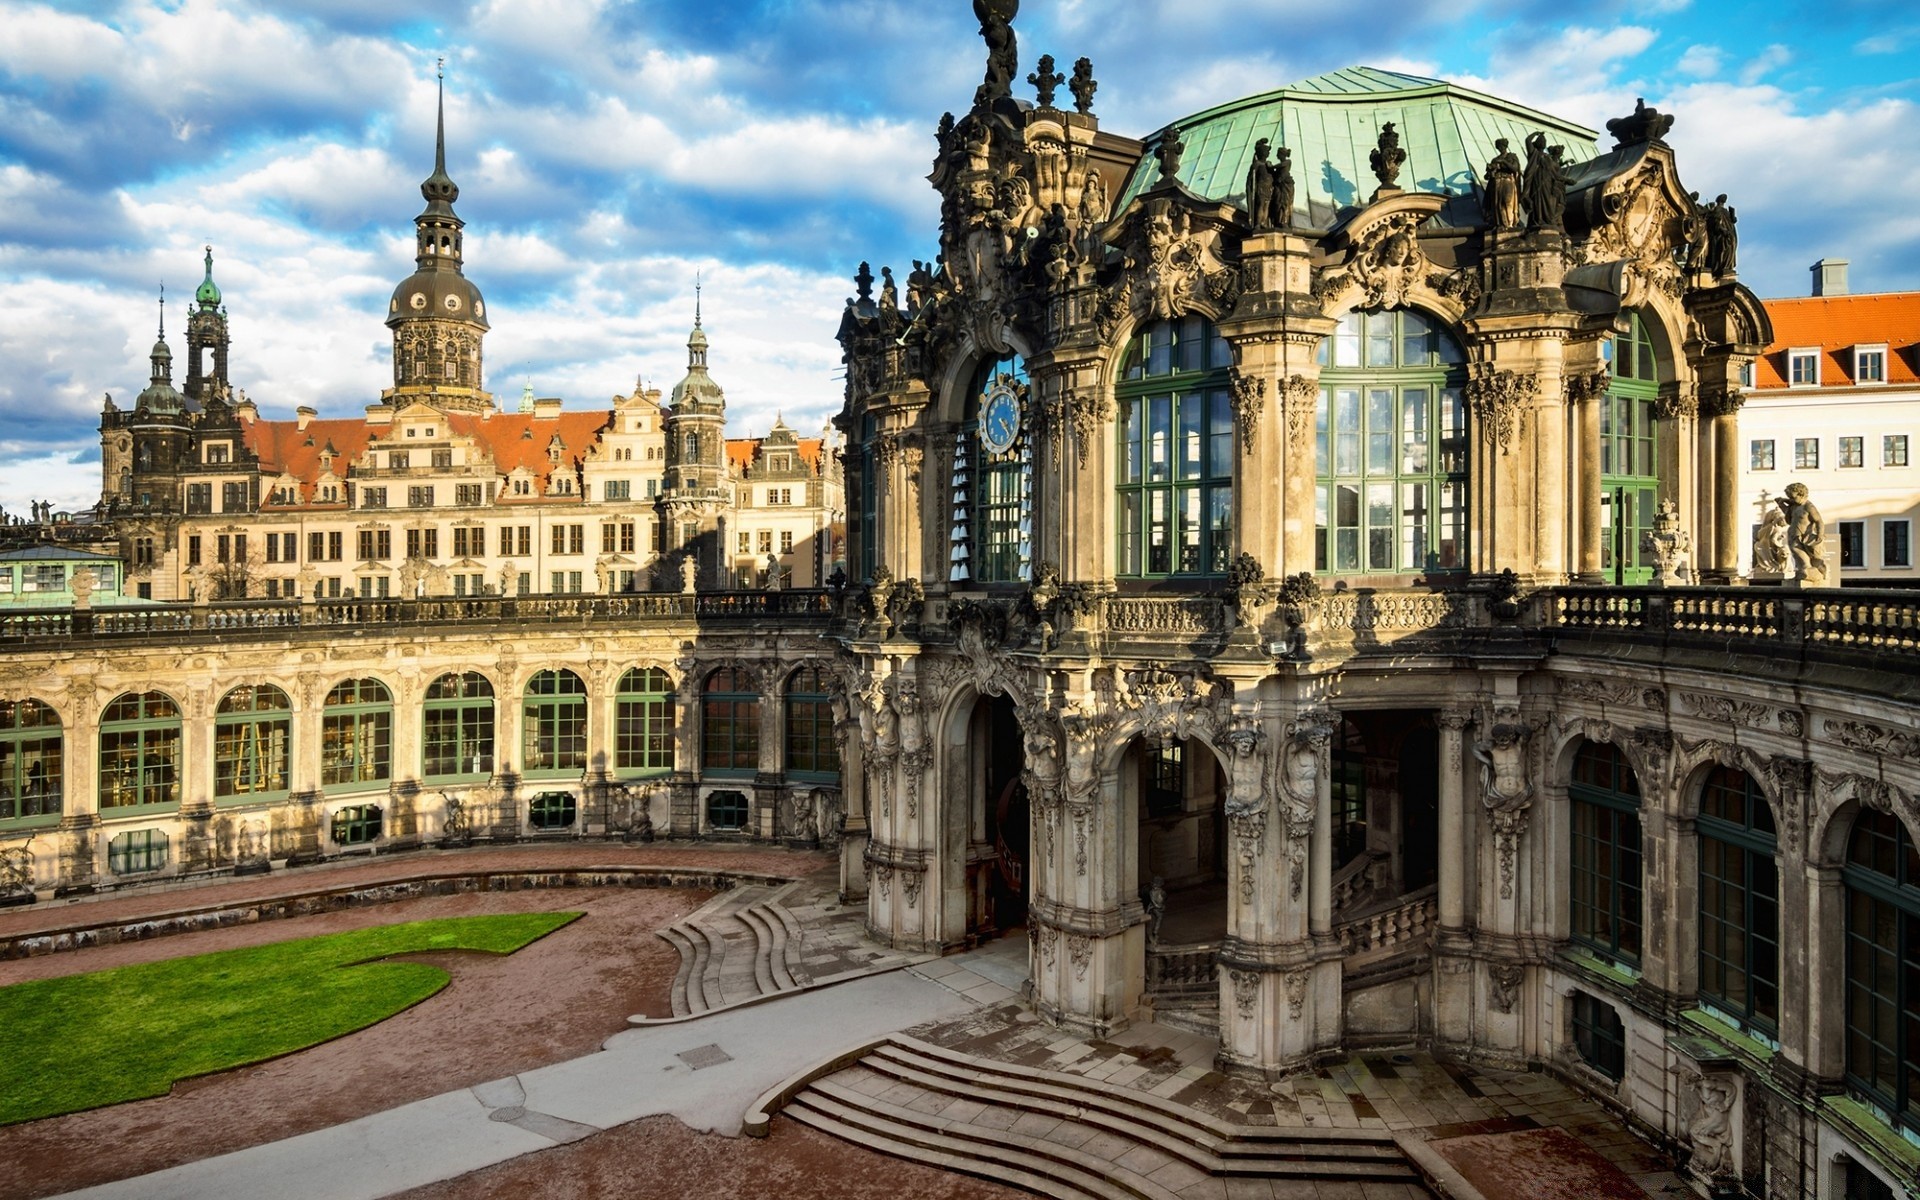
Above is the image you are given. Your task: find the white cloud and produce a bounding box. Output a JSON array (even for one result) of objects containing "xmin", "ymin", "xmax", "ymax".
[
  {"xmin": 1676, "ymin": 44, "xmax": 1722, "ymax": 79},
  {"xmin": 1738, "ymin": 43, "xmax": 1791, "ymax": 86},
  {"xmin": 1854, "ymin": 34, "xmax": 1899, "ymax": 55}
]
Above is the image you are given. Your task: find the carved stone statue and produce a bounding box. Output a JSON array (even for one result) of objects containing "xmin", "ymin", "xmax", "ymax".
[
  {"xmin": 973, "ymin": 0, "xmax": 1019, "ymax": 109},
  {"xmin": 1143, "ymin": 876, "xmax": 1166, "ymax": 943},
  {"xmin": 1521, "ymin": 131, "xmax": 1569, "ymax": 232},
  {"xmin": 1245, "ymin": 139, "xmax": 1276, "ymax": 232},
  {"xmin": 1273, "ymin": 147, "xmax": 1295, "ymax": 229},
  {"xmin": 1779, "ymin": 482, "xmax": 1826, "ymax": 584},
  {"xmin": 1482, "ymin": 138, "xmax": 1522, "ymax": 230},
  {"xmin": 1475, "ymin": 722, "xmax": 1532, "ymax": 810},
  {"xmin": 442, "ymin": 795, "xmax": 471, "ymax": 844},
  {"xmin": 1605, "ymin": 97, "xmax": 1675, "ymax": 146},
  {"xmin": 1752, "ymin": 496, "xmax": 1788, "ymax": 575},
  {"xmin": 1686, "ymin": 1072, "xmax": 1737, "ymax": 1181},
  {"xmin": 765, "ymin": 551, "xmax": 782, "ymax": 589},
  {"xmin": 681, "ymin": 553, "xmax": 700, "ymax": 594},
  {"xmin": 499, "ymin": 560, "xmax": 519, "ymax": 596},
  {"xmin": 1027, "ymin": 53, "xmax": 1064, "ymax": 108},
  {"xmin": 1704, "ymin": 194, "xmax": 1738, "ymax": 277},
  {"xmin": 1069, "ymin": 56, "xmax": 1097, "ymax": 114},
  {"xmin": 1155, "ymin": 125, "xmax": 1186, "ymax": 183},
  {"xmin": 878, "ymin": 265, "xmax": 899, "ymax": 315},
  {"xmin": 69, "ymin": 567, "xmax": 97, "ymax": 609},
  {"xmin": 1370, "ymin": 122, "xmax": 1406, "ymax": 191},
  {"xmin": 1643, "ymin": 498, "xmax": 1692, "ymax": 586},
  {"xmin": 0, "ymin": 846, "xmax": 33, "ymax": 898},
  {"xmin": 1679, "ymin": 190, "xmax": 1708, "ymax": 271}
]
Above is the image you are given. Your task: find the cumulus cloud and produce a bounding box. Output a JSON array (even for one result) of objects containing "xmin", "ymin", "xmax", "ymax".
[{"xmin": 1676, "ymin": 44, "xmax": 1722, "ymax": 78}]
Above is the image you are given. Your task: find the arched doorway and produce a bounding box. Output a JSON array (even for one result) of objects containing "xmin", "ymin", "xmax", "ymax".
[
  {"xmin": 1128, "ymin": 735, "xmax": 1228, "ymax": 1028},
  {"xmin": 959, "ymin": 692, "xmax": 1028, "ymax": 940}
]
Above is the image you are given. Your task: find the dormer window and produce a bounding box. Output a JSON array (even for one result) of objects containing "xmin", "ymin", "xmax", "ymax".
[
  {"xmin": 1855, "ymin": 345, "xmax": 1887, "ymax": 385},
  {"xmin": 205, "ymin": 443, "xmax": 230, "ymax": 464},
  {"xmin": 1788, "ymin": 348, "xmax": 1821, "ymax": 387},
  {"xmin": 390, "ymin": 451, "xmax": 410, "ymax": 470}
]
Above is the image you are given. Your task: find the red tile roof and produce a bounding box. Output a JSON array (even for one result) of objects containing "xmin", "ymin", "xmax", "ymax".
[
  {"xmin": 1756, "ymin": 293, "xmax": 1920, "ymax": 388},
  {"xmin": 725, "ymin": 437, "xmax": 827, "ymax": 475}
]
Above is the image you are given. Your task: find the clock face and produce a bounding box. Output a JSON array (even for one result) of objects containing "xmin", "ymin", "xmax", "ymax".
[{"xmin": 980, "ymin": 384, "xmax": 1021, "ymax": 456}]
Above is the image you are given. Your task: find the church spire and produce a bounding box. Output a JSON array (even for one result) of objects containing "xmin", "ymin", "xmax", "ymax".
[
  {"xmin": 419, "ymin": 58, "xmax": 460, "ymax": 219},
  {"xmin": 151, "ymin": 287, "xmax": 172, "ymax": 380}
]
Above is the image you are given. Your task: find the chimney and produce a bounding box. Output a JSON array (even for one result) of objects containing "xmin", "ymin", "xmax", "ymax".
[
  {"xmin": 296, "ymin": 406, "xmax": 316, "ymax": 430},
  {"xmin": 533, "ymin": 397, "xmax": 563, "ymax": 419},
  {"xmin": 1811, "ymin": 258, "xmax": 1850, "ymax": 297}
]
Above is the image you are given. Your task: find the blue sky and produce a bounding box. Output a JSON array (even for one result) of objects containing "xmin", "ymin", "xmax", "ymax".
[{"xmin": 1, "ymin": 0, "xmax": 1914, "ymax": 513}]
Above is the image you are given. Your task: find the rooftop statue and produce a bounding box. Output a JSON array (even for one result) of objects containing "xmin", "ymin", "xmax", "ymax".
[
  {"xmin": 1156, "ymin": 125, "xmax": 1186, "ymax": 183},
  {"xmin": 1273, "ymin": 146, "xmax": 1295, "ymax": 229},
  {"xmin": 1069, "ymin": 57, "xmax": 1097, "ymax": 114},
  {"xmin": 1482, "ymin": 138, "xmax": 1522, "ymax": 230},
  {"xmin": 1521, "ymin": 131, "xmax": 1569, "ymax": 232},
  {"xmin": 1245, "ymin": 138, "xmax": 1277, "ymax": 232},
  {"xmin": 1028, "ymin": 53, "xmax": 1064, "ymax": 108},
  {"xmin": 1370, "ymin": 122, "xmax": 1406, "ymax": 191},
  {"xmin": 1605, "ymin": 96, "xmax": 1676, "ymax": 146},
  {"xmin": 1779, "ymin": 482, "xmax": 1825, "ymax": 585},
  {"xmin": 1704, "ymin": 194, "xmax": 1738, "ymax": 277},
  {"xmin": 974, "ymin": 0, "xmax": 1019, "ymax": 108}
]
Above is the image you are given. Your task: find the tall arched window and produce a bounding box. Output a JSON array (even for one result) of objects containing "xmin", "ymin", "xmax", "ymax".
[
  {"xmin": 1569, "ymin": 740, "xmax": 1642, "ymax": 967},
  {"xmin": 1602, "ymin": 311, "xmax": 1661, "ymax": 584},
  {"xmin": 784, "ymin": 665, "xmax": 838, "ymax": 780},
  {"xmin": 959, "ymin": 355, "xmax": 1030, "ymax": 583},
  {"xmin": 1843, "ymin": 809, "xmax": 1919, "ymax": 1135},
  {"xmin": 615, "ymin": 668, "xmax": 675, "ymax": 777},
  {"xmin": 0, "ymin": 699, "xmax": 62, "ymax": 824},
  {"xmin": 1697, "ymin": 766, "xmax": 1779, "ymax": 1036},
  {"xmin": 215, "ymin": 685, "xmax": 290, "ymax": 802},
  {"xmin": 99, "ymin": 691, "xmax": 181, "ymax": 811},
  {"xmin": 424, "ymin": 672, "xmax": 494, "ymax": 781},
  {"xmin": 1116, "ymin": 316, "xmax": 1233, "ymax": 578},
  {"xmin": 1315, "ymin": 309, "xmax": 1468, "ymax": 574},
  {"xmin": 523, "ymin": 670, "xmax": 586, "ymax": 777},
  {"xmin": 321, "ymin": 679, "xmax": 391, "ymax": 791},
  {"xmin": 702, "ymin": 668, "xmax": 760, "ymax": 774}
]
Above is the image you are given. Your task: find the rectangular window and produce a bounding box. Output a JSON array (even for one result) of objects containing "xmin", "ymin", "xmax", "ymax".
[
  {"xmin": 134, "ymin": 537, "xmax": 156, "ymax": 567},
  {"xmin": 389, "ymin": 450, "xmax": 410, "ymax": 469},
  {"xmin": 1840, "ymin": 520, "xmax": 1865, "ymax": 568},
  {"xmin": 1750, "ymin": 439, "xmax": 1775, "ymax": 471},
  {"xmin": 552, "ymin": 526, "xmax": 566, "ymax": 554},
  {"xmin": 362, "ymin": 487, "xmax": 387, "ymax": 509},
  {"xmin": 0, "ymin": 568, "xmax": 12, "ymax": 593},
  {"xmin": 780, "ymin": 530, "xmax": 793, "ymax": 554},
  {"xmin": 619, "ymin": 523, "xmax": 635, "ymax": 553},
  {"xmin": 737, "ymin": 532, "xmax": 751, "ymax": 554},
  {"xmin": 408, "ymin": 486, "xmax": 433, "ymax": 508},
  {"xmin": 1571, "ymin": 991, "xmax": 1626, "ymax": 1081},
  {"xmin": 1885, "ymin": 435, "xmax": 1908, "ymax": 467},
  {"xmin": 222, "ymin": 482, "xmax": 248, "ymax": 512},
  {"xmin": 456, "ymin": 483, "xmax": 482, "ymax": 507},
  {"xmin": 186, "ymin": 536, "xmax": 202, "ymax": 567},
  {"xmin": 1794, "ymin": 438, "xmax": 1819, "ymax": 470},
  {"xmin": 602, "ymin": 524, "xmax": 617, "ymax": 554},
  {"xmin": 1840, "ymin": 436, "xmax": 1864, "ymax": 468},
  {"xmin": 604, "ymin": 479, "xmax": 630, "ymax": 501},
  {"xmin": 550, "ymin": 571, "xmax": 564, "ymax": 593},
  {"xmin": 107, "ymin": 829, "xmax": 169, "ymax": 875},
  {"xmin": 186, "ymin": 483, "xmax": 212, "ymax": 514},
  {"xmin": 1856, "ymin": 347, "xmax": 1886, "ymax": 384},
  {"xmin": 431, "ymin": 448, "xmax": 453, "ymax": 468},
  {"xmin": 758, "ymin": 530, "xmax": 773, "ymax": 554},
  {"xmin": 1884, "ymin": 520, "xmax": 1911, "ymax": 569},
  {"xmin": 1788, "ymin": 349, "xmax": 1820, "ymax": 386},
  {"xmin": 569, "ymin": 525, "xmax": 583, "ymax": 554}
]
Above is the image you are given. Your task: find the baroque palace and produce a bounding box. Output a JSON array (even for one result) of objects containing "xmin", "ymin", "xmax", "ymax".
[{"xmin": 1, "ymin": 10, "xmax": 1917, "ymax": 1200}]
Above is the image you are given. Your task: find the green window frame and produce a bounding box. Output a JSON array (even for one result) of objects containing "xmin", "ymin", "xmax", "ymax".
[
  {"xmin": 1315, "ymin": 309, "xmax": 1468, "ymax": 575},
  {"xmin": 1602, "ymin": 312, "xmax": 1662, "ymax": 584},
  {"xmin": 522, "ymin": 670, "xmax": 587, "ymax": 778},
  {"xmin": 1116, "ymin": 316, "xmax": 1234, "ymax": 579},
  {"xmin": 1697, "ymin": 766, "xmax": 1780, "ymax": 1037},
  {"xmin": 107, "ymin": 828, "xmax": 169, "ymax": 875},
  {"xmin": 529, "ymin": 791, "xmax": 577, "ymax": 830},
  {"xmin": 707, "ymin": 789, "xmax": 750, "ymax": 831},
  {"xmin": 1569, "ymin": 740, "xmax": 1643, "ymax": 968},
  {"xmin": 963, "ymin": 355, "xmax": 1031, "ymax": 584},
  {"xmin": 784, "ymin": 665, "xmax": 839, "ymax": 780},
  {"xmin": 0, "ymin": 699, "xmax": 62, "ymax": 825},
  {"xmin": 214, "ymin": 685, "xmax": 290, "ymax": 802},
  {"xmin": 423, "ymin": 672, "xmax": 494, "ymax": 781},
  {"xmin": 702, "ymin": 668, "xmax": 760, "ymax": 774},
  {"xmin": 1572, "ymin": 990, "xmax": 1627, "ymax": 1081},
  {"xmin": 615, "ymin": 668, "xmax": 676, "ymax": 777},
  {"xmin": 99, "ymin": 691, "xmax": 182, "ymax": 812},
  {"xmin": 321, "ymin": 679, "xmax": 391, "ymax": 792},
  {"xmin": 1843, "ymin": 808, "xmax": 1919, "ymax": 1135},
  {"xmin": 331, "ymin": 804, "xmax": 383, "ymax": 846}
]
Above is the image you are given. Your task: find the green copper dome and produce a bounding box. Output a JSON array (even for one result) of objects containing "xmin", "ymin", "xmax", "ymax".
[
  {"xmin": 1115, "ymin": 66, "xmax": 1601, "ymax": 228},
  {"xmin": 195, "ymin": 246, "xmax": 221, "ymax": 308}
]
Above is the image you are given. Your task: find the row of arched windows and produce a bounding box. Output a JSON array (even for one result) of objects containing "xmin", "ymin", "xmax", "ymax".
[
  {"xmin": 0, "ymin": 666, "xmax": 840, "ymax": 822},
  {"xmin": 1568, "ymin": 739, "xmax": 1919, "ymax": 1137},
  {"xmin": 937, "ymin": 309, "xmax": 1670, "ymax": 584}
]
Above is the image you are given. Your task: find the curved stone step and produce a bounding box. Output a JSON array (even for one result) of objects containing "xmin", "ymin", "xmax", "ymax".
[
  {"xmin": 738, "ymin": 903, "xmax": 781, "ymax": 994},
  {"xmin": 657, "ymin": 924, "xmax": 698, "ymax": 1018},
  {"xmin": 766, "ymin": 901, "xmax": 812, "ymax": 986}
]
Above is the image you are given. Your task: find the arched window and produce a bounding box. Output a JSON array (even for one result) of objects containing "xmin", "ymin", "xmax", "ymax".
[
  {"xmin": 522, "ymin": 670, "xmax": 586, "ymax": 777},
  {"xmin": 321, "ymin": 679, "xmax": 391, "ymax": 790},
  {"xmin": 1602, "ymin": 311, "xmax": 1661, "ymax": 584},
  {"xmin": 0, "ymin": 699, "xmax": 62, "ymax": 824},
  {"xmin": 1116, "ymin": 317, "xmax": 1233, "ymax": 577},
  {"xmin": 615, "ymin": 668, "xmax": 675, "ymax": 777},
  {"xmin": 215, "ymin": 685, "xmax": 290, "ymax": 801},
  {"xmin": 99, "ymin": 691, "xmax": 181, "ymax": 811},
  {"xmin": 1843, "ymin": 809, "xmax": 1919, "ymax": 1135},
  {"xmin": 1315, "ymin": 309, "xmax": 1468, "ymax": 574},
  {"xmin": 702, "ymin": 668, "xmax": 760, "ymax": 774},
  {"xmin": 784, "ymin": 665, "xmax": 838, "ymax": 780},
  {"xmin": 959, "ymin": 354, "xmax": 1031, "ymax": 583},
  {"xmin": 1569, "ymin": 740, "xmax": 1642, "ymax": 967},
  {"xmin": 1697, "ymin": 766, "xmax": 1779, "ymax": 1036},
  {"xmin": 424, "ymin": 672, "xmax": 493, "ymax": 781}
]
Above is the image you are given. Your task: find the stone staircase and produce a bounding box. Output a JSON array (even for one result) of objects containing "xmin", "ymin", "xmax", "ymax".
[
  {"xmin": 658, "ymin": 882, "xmax": 813, "ymax": 1017},
  {"xmin": 774, "ymin": 1035, "xmax": 1428, "ymax": 1199}
]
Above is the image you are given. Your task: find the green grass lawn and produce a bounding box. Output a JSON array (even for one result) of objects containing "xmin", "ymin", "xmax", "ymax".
[{"xmin": 0, "ymin": 910, "xmax": 582, "ymax": 1125}]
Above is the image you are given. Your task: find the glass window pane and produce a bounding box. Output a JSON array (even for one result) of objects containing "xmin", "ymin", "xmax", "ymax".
[
  {"xmin": 1148, "ymin": 397, "xmax": 1171, "ymax": 482},
  {"xmin": 1367, "ymin": 389, "xmax": 1395, "ymax": 476},
  {"xmin": 1179, "ymin": 395, "xmax": 1204, "ymax": 480},
  {"xmin": 1120, "ymin": 397, "xmax": 1142, "ymax": 483}
]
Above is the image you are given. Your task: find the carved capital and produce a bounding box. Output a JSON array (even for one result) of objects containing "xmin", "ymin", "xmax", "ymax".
[
  {"xmin": 1229, "ymin": 367, "xmax": 1265, "ymax": 448},
  {"xmin": 1466, "ymin": 366, "xmax": 1538, "ymax": 455}
]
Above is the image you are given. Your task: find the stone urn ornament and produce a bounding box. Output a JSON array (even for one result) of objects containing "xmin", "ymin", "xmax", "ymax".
[{"xmin": 1643, "ymin": 498, "xmax": 1692, "ymax": 586}]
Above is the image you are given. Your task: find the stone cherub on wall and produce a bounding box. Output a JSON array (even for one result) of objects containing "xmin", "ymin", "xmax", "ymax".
[{"xmin": 1778, "ymin": 482, "xmax": 1825, "ymax": 584}]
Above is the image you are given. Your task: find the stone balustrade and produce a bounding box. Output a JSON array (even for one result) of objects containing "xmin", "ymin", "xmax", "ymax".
[
  {"xmin": 1334, "ymin": 892, "xmax": 1437, "ymax": 965},
  {"xmin": 1145, "ymin": 940, "xmax": 1221, "ymax": 998}
]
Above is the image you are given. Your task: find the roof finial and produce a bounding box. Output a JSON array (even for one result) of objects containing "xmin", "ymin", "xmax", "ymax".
[
  {"xmin": 434, "ymin": 58, "xmax": 447, "ymax": 176},
  {"xmin": 695, "ymin": 272, "xmax": 703, "ymax": 329},
  {"xmin": 158, "ymin": 284, "xmax": 165, "ymax": 339}
]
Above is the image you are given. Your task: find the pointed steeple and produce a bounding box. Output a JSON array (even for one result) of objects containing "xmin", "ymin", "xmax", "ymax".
[
  {"xmin": 687, "ymin": 276, "xmax": 709, "ymax": 367},
  {"xmin": 195, "ymin": 245, "xmax": 221, "ymax": 309},
  {"xmin": 137, "ymin": 286, "xmax": 185, "ymax": 416},
  {"xmin": 151, "ymin": 288, "xmax": 171, "ymax": 374},
  {"xmin": 420, "ymin": 59, "xmax": 460, "ymax": 215}
]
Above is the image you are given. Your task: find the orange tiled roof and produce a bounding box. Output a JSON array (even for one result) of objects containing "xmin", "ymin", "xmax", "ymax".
[
  {"xmin": 243, "ymin": 409, "xmax": 613, "ymax": 503},
  {"xmin": 1755, "ymin": 293, "xmax": 1920, "ymax": 389},
  {"xmin": 725, "ymin": 437, "xmax": 826, "ymax": 474}
]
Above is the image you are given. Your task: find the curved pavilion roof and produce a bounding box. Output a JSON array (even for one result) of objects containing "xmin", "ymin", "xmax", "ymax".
[{"xmin": 1113, "ymin": 66, "xmax": 1602, "ymax": 228}]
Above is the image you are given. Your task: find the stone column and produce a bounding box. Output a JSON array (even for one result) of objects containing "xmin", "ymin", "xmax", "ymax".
[
  {"xmin": 57, "ymin": 678, "xmax": 101, "ymax": 892},
  {"xmin": 1575, "ymin": 377, "xmax": 1604, "ymax": 582},
  {"xmin": 1800, "ymin": 864, "xmax": 1847, "ymax": 1085},
  {"xmin": 1702, "ymin": 387, "xmax": 1745, "ymax": 583},
  {"xmin": 1437, "ymin": 711, "xmax": 1472, "ymax": 929},
  {"xmin": 836, "ymin": 716, "xmax": 868, "ymax": 901}
]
